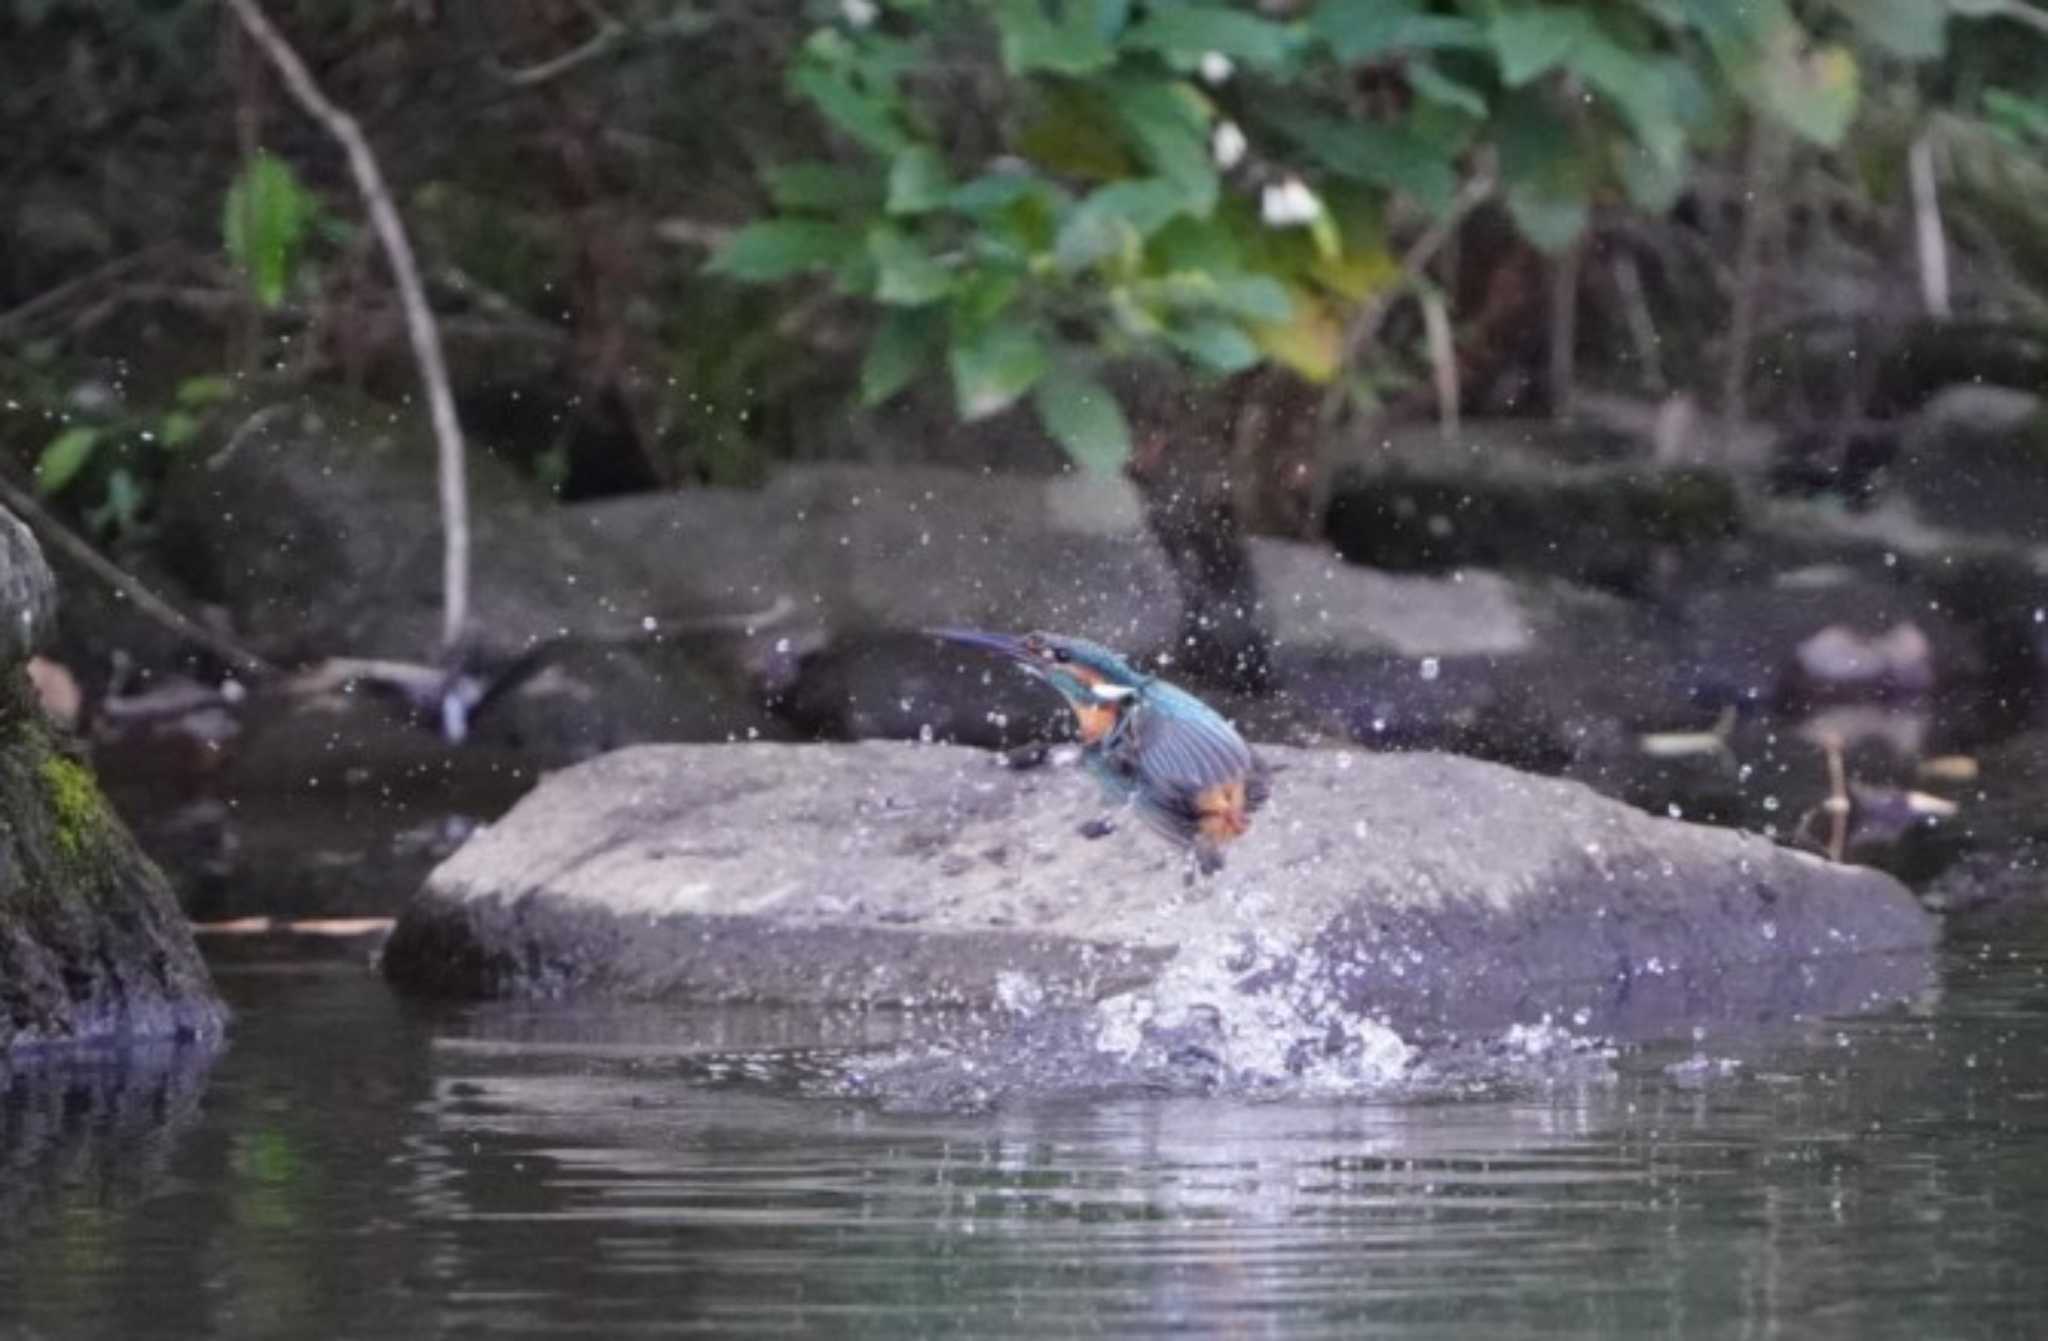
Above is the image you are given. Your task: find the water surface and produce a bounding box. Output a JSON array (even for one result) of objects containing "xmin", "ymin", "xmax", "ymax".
[{"xmin": 4, "ymin": 911, "xmax": 2046, "ymax": 1339}]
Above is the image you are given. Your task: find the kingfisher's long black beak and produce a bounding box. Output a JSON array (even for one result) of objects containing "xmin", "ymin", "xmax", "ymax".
[{"xmin": 928, "ymin": 628, "xmax": 1036, "ymax": 669}]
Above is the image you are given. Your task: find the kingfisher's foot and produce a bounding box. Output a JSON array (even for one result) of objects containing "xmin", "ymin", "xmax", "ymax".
[
  {"xmin": 1193, "ymin": 842, "xmax": 1225, "ymax": 876},
  {"xmin": 1077, "ymin": 817, "xmax": 1117, "ymax": 840},
  {"xmin": 1003, "ymin": 743, "xmax": 1050, "ymax": 770}
]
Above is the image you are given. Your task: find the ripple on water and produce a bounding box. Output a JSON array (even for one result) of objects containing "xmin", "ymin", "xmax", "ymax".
[{"xmin": 0, "ymin": 918, "xmax": 2045, "ymax": 1338}]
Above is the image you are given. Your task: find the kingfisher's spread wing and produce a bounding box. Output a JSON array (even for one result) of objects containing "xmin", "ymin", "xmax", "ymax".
[{"xmin": 1107, "ymin": 684, "xmax": 1264, "ymax": 849}]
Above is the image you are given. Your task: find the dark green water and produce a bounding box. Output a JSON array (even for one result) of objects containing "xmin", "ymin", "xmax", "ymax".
[{"xmin": 4, "ymin": 912, "xmax": 2047, "ymax": 1340}]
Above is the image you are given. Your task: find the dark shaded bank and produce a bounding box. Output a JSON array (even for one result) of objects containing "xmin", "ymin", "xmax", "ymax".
[
  {"xmin": 384, "ymin": 742, "xmax": 1935, "ymax": 1051},
  {"xmin": 1, "ymin": 505, "xmax": 224, "ymax": 1051}
]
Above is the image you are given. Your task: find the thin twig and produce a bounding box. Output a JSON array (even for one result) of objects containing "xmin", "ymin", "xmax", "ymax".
[
  {"xmin": 1974, "ymin": 0, "xmax": 2048, "ymax": 36},
  {"xmin": 0, "ymin": 475, "xmax": 278, "ymax": 679},
  {"xmin": 1420, "ymin": 289, "xmax": 1458, "ymax": 440},
  {"xmin": 1908, "ymin": 130, "xmax": 1952, "ymax": 320},
  {"xmin": 226, "ymin": 0, "xmax": 471, "ymax": 655},
  {"xmin": 1316, "ymin": 166, "xmax": 1497, "ymax": 436},
  {"xmin": 655, "ymin": 216, "xmax": 738, "ymax": 250},
  {"xmin": 489, "ymin": 4, "xmax": 625, "ymax": 86},
  {"xmin": 1722, "ymin": 119, "xmax": 1780, "ymax": 420},
  {"xmin": 1547, "ymin": 239, "xmax": 1582, "ymax": 418},
  {"xmin": 0, "ymin": 245, "xmax": 178, "ymax": 340},
  {"xmin": 1610, "ymin": 249, "xmax": 1666, "ymax": 392}
]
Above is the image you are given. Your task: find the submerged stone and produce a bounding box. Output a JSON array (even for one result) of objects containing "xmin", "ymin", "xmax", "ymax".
[{"xmin": 384, "ymin": 742, "xmax": 1936, "ymax": 1062}]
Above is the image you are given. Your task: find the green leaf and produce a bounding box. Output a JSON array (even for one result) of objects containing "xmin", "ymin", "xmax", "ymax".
[
  {"xmin": 86, "ymin": 467, "xmax": 143, "ymax": 539},
  {"xmin": 887, "ymin": 146, "xmax": 950, "ymax": 215},
  {"xmin": 1106, "ymin": 79, "xmax": 1220, "ymax": 214},
  {"xmin": 862, "ymin": 307, "xmax": 940, "ymax": 404},
  {"xmin": 1208, "ymin": 273, "xmax": 1293, "ymax": 321},
  {"xmin": 1488, "ymin": 7, "xmax": 1597, "ymax": 85},
  {"xmin": 224, "ymin": 151, "xmax": 316, "ymax": 309},
  {"xmin": 1055, "ymin": 178, "xmax": 1190, "ymax": 271},
  {"xmin": 1829, "ymin": 0, "xmax": 1944, "ymax": 59},
  {"xmin": 1984, "ymin": 88, "xmax": 2048, "ymax": 145},
  {"xmin": 1309, "ymin": 0, "xmax": 1482, "ymax": 63},
  {"xmin": 1033, "ymin": 368, "xmax": 1131, "ymax": 472},
  {"xmin": 1147, "ymin": 215, "xmax": 1244, "ymax": 274},
  {"xmin": 1168, "ymin": 318, "xmax": 1262, "ymax": 373},
  {"xmin": 1616, "ymin": 139, "xmax": 1686, "ymax": 211},
  {"xmin": 789, "ymin": 62, "xmax": 912, "ymax": 153},
  {"xmin": 766, "ymin": 161, "xmax": 882, "ymax": 211},
  {"xmin": 1749, "ymin": 34, "xmax": 1859, "ymax": 147},
  {"xmin": 1571, "ymin": 39, "xmax": 1686, "ymax": 167},
  {"xmin": 949, "ymin": 172, "xmax": 1044, "ymax": 214},
  {"xmin": 1407, "ymin": 61, "xmax": 1488, "ymax": 119},
  {"xmin": 1495, "ymin": 89, "xmax": 1590, "ymax": 250},
  {"xmin": 1121, "ymin": 5, "xmax": 1297, "ymax": 69},
  {"xmin": 951, "ymin": 269, "xmax": 1024, "ymax": 331},
  {"xmin": 949, "ymin": 323, "xmax": 1050, "ymax": 419},
  {"xmin": 1140, "ymin": 270, "xmax": 1294, "ymax": 322},
  {"xmin": 1265, "ymin": 109, "xmax": 1455, "ymax": 212},
  {"xmin": 707, "ymin": 220, "xmax": 857, "ymax": 280},
  {"xmin": 36, "ymin": 426, "xmax": 99, "ymax": 495},
  {"xmin": 1506, "ymin": 182, "xmax": 1588, "ymax": 252},
  {"xmin": 158, "ymin": 410, "xmax": 200, "ymax": 449},
  {"xmin": 992, "ymin": 0, "xmax": 1115, "ymax": 75},
  {"xmin": 175, "ymin": 374, "xmax": 233, "ymax": 408},
  {"xmin": 868, "ymin": 225, "xmax": 954, "ymax": 304}
]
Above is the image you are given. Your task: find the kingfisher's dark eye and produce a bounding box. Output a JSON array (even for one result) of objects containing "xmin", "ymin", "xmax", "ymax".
[{"xmin": 1050, "ymin": 646, "xmax": 1071, "ymax": 664}]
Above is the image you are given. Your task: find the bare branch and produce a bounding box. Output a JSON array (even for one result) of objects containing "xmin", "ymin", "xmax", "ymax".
[
  {"xmin": 1908, "ymin": 131, "xmax": 1952, "ymax": 320},
  {"xmin": 1316, "ymin": 165, "xmax": 1497, "ymax": 435},
  {"xmin": 1547, "ymin": 240, "xmax": 1583, "ymax": 418},
  {"xmin": 489, "ymin": 8, "xmax": 625, "ymax": 87},
  {"xmin": 1722, "ymin": 120, "xmax": 1782, "ymax": 420},
  {"xmin": 0, "ymin": 475, "xmax": 278, "ymax": 679},
  {"xmin": 1610, "ymin": 250, "xmax": 1666, "ymax": 393},
  {"xmin": 655, "ymin": 216, "xmax": 738, "ymax": 251},
  {"xmin": 1969, "ymin": 0, "xmax": 2048, "ymax": 36},
  {"xmin": 0, "ymin": 245, "xmax": 181, "ymax": 340},
  {"xmin": 225, "ymin": 0, "xmax": 471, "ymax": 655}
]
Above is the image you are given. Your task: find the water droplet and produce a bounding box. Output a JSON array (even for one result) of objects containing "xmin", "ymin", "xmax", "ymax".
[{"xmin": 1419, "ymin": 657, "xmax": 1440, "ymax": 682}]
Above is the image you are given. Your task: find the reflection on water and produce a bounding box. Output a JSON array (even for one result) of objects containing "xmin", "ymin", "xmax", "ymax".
[{"xmin": 4, "ymin": 918, "xmax": 2048, "ymax": 1339}]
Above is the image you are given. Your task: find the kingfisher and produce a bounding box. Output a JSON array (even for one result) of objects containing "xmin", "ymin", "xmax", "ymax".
[{"xmin": 931, "ymin": 629, "xmax": 1269, "ymax": 873}]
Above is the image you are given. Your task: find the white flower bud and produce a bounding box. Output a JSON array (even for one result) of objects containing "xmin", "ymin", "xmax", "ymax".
[
  {"xmin": 1212, "ymin": 119, "xmax": 1247, "ymax": 170},
  {"xmin": 1260, "ymin": 177, "xmax": 1324, "ymax": 228}
]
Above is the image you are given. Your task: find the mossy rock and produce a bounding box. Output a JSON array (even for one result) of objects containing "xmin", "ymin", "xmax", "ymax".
[{"xmin": 0, "ymin": 672, "xmax": 224, "ymax": 1050}]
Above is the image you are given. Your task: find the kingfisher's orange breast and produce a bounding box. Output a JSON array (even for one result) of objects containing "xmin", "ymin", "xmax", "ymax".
[
  {"xmin": 1071, "ymin": 699, "xmax": 1120, "ymax": 745},
  {"xmin": 1194, "ymin": 779, "xmax": 1253, "ymax": 843}
]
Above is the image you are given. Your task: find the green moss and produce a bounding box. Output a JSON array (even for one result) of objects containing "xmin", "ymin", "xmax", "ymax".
[{"xmin": 38, "ymin": 753, "xmax": 108, "ymax": 861}]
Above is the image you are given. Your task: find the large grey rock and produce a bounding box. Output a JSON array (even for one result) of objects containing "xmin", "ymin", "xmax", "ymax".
[
  {"xmin": 1894, "ymin": 385, "xmax": 2048, "ymax": 542},
  {"xmin": 1, "ymin": 505, "xmax": 54, "ymax": 664},
  {"xmin": 383, "ymin": 742, "xmax": 1936, "ymax": 1048},
  {"xmin": 1321, "ymin": 423, "xmax": 1744, "ymax": 594}
]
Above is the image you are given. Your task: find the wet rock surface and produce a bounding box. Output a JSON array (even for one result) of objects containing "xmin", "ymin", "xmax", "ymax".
[
  {"xmin": 1, "ymin": 507, "xmax": 54, "ymax": 665},
  {"xmin": 385, "ymin": 742, "xmax": 1936, "ymax": 1070}
]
